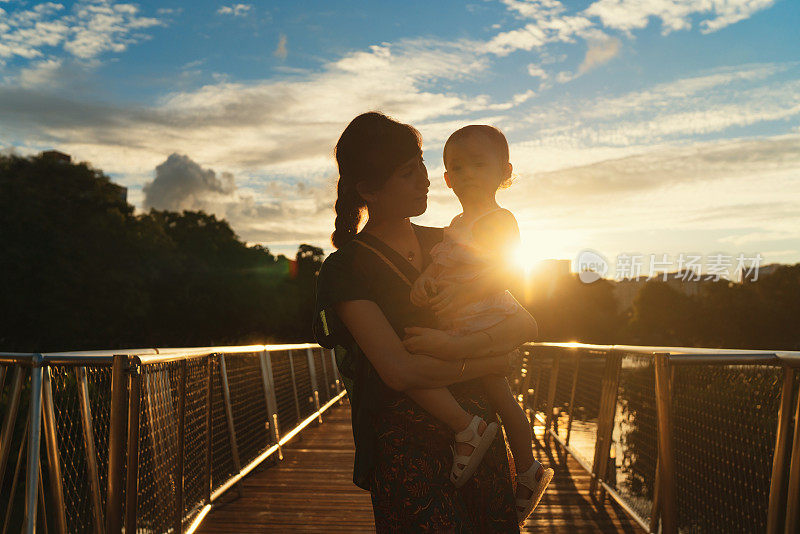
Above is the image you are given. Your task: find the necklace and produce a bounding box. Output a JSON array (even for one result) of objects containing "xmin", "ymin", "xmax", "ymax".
[{"xmin": 366, "ymin": 227, "xmax": 417, "ymax": 263}]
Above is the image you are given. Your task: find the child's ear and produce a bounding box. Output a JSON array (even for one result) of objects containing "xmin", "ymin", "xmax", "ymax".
[
  {"xmin": 443, "ymin": 171, "xmax": 453, "ymax": 189},
  {"xmin": 503, "ymin": 162, "xmax": 513, "ymax": 181}
]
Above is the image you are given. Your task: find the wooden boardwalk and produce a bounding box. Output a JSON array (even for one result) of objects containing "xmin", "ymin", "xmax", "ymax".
[{"xmin": 199, "ymin": 404, "xmax": 643, "ymax": 533}]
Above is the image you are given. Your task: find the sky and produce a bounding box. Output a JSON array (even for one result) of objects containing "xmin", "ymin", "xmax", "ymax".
[{"xmin": 1, "ymin": 0, "xmax": 798, "ymax": 279}]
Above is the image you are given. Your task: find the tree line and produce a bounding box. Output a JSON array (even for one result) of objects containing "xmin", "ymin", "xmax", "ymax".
[
  {"xmin": 0, "ymin": 153, "xmax": 322, "ymax": 352},
  {"xmin": 522, "ymin": 261, "xmax": 800, "ymax": 350},
  {"xmin": 1, "ymin": 152, "xmax": 797, "ymax": 353}
]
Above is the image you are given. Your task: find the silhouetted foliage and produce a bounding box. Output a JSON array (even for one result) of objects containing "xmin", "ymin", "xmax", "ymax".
[
  {"xmin": 523, "ymin": 266, "xmax": 799, "ymax": 351},
  {"xmin": 0, "ymin": 153, "xmax": 321, "ymax": 351},
  {"xmin": 526, "ymin": 274, "xmax": 624, "ymax": 344},
  {"xmin": 1, "ymin": 152, "xmax": 797, "ymax": 352}
]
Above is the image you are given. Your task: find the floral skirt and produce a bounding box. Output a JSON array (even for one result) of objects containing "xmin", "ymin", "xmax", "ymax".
[{"xmin": 368, "ymin": 380, "xmax": 519, "ymax": 533}]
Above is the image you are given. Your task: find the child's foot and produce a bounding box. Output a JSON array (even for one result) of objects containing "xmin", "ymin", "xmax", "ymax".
[
  {"xmin": 516, "ymin": 462, "xmax": 554, "ymax": 525},
  {"xmin": 450, "ymin": 415, "xmax": 499, "ymax": 488}
]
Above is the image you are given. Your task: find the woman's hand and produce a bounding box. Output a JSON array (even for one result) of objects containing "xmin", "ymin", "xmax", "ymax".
[{"xmin": 402, "ymin": 326, "xmax": 461, "ymax": 360}]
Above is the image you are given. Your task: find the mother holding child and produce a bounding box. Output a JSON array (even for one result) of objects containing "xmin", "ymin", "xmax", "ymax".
[{"xmin": 314, "ymin": 112, "xmax": 553, "ymax": 533}]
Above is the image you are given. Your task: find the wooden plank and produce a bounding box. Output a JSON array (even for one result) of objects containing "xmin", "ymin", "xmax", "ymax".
[{"xmin": 199, "ymin": 404, "xmax": 643, "ymax": 533}]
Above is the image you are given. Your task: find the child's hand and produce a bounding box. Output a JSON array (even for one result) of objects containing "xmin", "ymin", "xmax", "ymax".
[
  {"xmin": 410, "ymin": 274, "xmax": 437, "ymax": 307},
  {"xmin": 429, "ymin": 281, "xmax": 473, "ymax": 317}
]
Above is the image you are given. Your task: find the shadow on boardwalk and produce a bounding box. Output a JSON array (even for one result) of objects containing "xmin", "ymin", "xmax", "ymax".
[{"xmin": 199, "ymin": 403, "xmax": 643, "ymax": 533}]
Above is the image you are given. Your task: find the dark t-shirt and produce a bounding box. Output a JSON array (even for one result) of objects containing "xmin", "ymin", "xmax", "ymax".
[{"xmin": 313, "ymin": 224, "xmax": 443, "ymax": 489}]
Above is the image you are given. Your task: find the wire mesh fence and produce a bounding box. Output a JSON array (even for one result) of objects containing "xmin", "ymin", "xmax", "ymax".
[
  {"xmin": 4, "ymin": 343, "xmax": 798, "ymax": 533},
  {"xmin": 0, "ymin": 345, "xmax": 343, "ymax": 534},
  {"xmin": 670, "ymin": 364, "xmax": 785, "ymax": 533},
  {"xmin": 510, "ymin": 344, "xmax": 799, "ymax": 534},
  {"xmin": 610, "ymin": 354, "xmax": 658, "ymax": 526},
  {"xmin": 565, "ymin": 350, "xmax": 606, "ymax": 466}
]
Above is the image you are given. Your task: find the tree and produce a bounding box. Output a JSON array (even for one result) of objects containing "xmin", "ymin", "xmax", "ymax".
[{"xmin": 0, "ymin": 153, "xmax": 322, "ymax": 351}]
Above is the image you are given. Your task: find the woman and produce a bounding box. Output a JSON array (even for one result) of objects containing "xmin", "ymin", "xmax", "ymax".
[{"xmin": 314, "ymin": 112, "xmax": 537, "ymax": 532}]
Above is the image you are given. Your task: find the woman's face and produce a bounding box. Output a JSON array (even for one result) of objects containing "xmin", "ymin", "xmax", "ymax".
[{"xmin": 362, "ymin": 153, "xmax": 429, "ymax": 220}]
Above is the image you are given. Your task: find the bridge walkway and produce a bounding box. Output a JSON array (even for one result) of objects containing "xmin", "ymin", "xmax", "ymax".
[{"xmin": 198, "ymin": 404, "xmax": 642, "ymax": 533}]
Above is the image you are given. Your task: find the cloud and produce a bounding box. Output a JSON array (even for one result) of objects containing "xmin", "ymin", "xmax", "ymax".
[
  {"xmin": 484, "ymin": 14, "xmax": 594, "ymax": 56},
  {"xmin": 144, "ymin": 153, "xmax": 237, "ymax": 211},
  {"xmin": 0, "ymin": 0, "xmax": 163, "ymax": 62},
  {"xmin": 274, "ymin": 33, "xmax": 287, "ymax": 59},
  {"xmin": 487, "ymin": 0, "xmax": 777, "ymax": 62},
  {"xmin": 15, "ymin": 58, "xmax": 64, "ymax": 87},
  {"xmin": 521, "ymin": 135, "xmax": 800, "ymax": 202},
  {"xmin": 583, "ymin": 0, "xmax": 776, "ymax": 36},
  {"xmin": 217, "ymin": 4, "xmax": 252, "ymax": 17},
  {"xmin": 527, "ymin": 64, "xmax": 548, "ymax": 79},
  {"xmin": 142, "ymin": 153, "xmax": 326, "ymax": 243},
  {"xmin": 577, "ymin": 37, "xmax": 620, "ymax": 75},
  {"xmin": 0, "ymin": 37, "xmax": 498, "ymax": 178},
  {"xmin": 493, "ymin": 135, "xmax": 800, "ymax": 259},
  {"xmin": 508, "ymin": 63, "xmax": 800, "ymax": 146}
]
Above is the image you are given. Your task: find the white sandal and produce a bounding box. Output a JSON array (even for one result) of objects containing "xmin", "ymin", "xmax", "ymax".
[
  {"xmin": 450, "ymin": 416, "xmax": 499, "ymax": 488},
  {"xmin": 516, "ymin": 462, "xmax": 554, "ymax": 525}
]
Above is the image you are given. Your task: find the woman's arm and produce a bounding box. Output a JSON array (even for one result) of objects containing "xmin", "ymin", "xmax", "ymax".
[
  {"xmin": 335, "ymin": 299, "xmax": 510, "ymax": 391},
  {"xmin": 403, "ymin": 306, "xmax": 538, "ymax": 360}
]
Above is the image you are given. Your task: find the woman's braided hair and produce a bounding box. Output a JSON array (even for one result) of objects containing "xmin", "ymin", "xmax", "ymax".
[{"xmin": 332, "ymin": 112, "xmax": 422, "ymax": 249}]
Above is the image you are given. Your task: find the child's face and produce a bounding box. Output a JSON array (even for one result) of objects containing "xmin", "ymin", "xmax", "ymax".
[{"xmin": 443, "ymin": 133, "xmax": 509, "ymax": 203}]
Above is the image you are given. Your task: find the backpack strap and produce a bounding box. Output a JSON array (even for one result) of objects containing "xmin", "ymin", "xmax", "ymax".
[{"xmin": 352, "ymin": 239, "xmax": 413, "ymax": 288}]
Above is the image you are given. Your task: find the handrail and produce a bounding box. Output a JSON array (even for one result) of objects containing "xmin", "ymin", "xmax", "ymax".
[
  {"xmin": 0, "ymin": 343, "xmax": 344, "ymax": 533},
  {"xmin": 5, "ymin": 340, "xmax": 799, "ymax": 532},
  {"xmin": 515, "ymin": 341, "xmax": 800, "ymax": 534},
  {"xmin": 0, "ymin": 343, "xmax": 322, "ymax": 365},
  {"xmin": 536, "ymin": 341, "xmax": 800, "ymax": 365}
]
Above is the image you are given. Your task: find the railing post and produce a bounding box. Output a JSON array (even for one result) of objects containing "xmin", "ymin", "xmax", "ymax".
[
  {"xmin": 3, "ymin": 418, "xmax": 28, "ymax": 534},
  {"xmin": 259, "ymin": 351, "xmax": 283, "ymax": 459},
  {"xmin": 24, "ymin": 356, "xmax": 44, "ymax": 534},
  {"xmin": 0, "ymin": 366, "xmax": 24, "ymax": 486},
  {"xmin": 287, "ymin": 351, "xmax": 302, "ymax": 423},
  {"xmin": 306, "ymin": 348, "xmax": 322, "ymax": 424},
  {"xmin": 654, "ymin": 352, "xmax": 677, "ymax": 534},
  {"xmin": 530, "ymin": 363, "xmax": 543, "ymax": 438},
  {"xmin": 320, "ymin": 348, "xmax": 331, "ymax": 402},
  {"xmin": 591, "ymin": 351, "xmax": 622, "ymax": 499},
  {"xmin": 42, "ymin": 368, "xmax": 68, "ymax": 534},
  {"xmin": 0, "ymin": 365, "xmax": 6, "ymax": 402},
  {"xmin": 566, "ymin": 351, "xmax": 581, "ymax": 446},
  {"xmin": 330, "ymin": 349, "xmax": 344, "ymax": 405},
  {"xmin": 125, "ymin": 361, "xmax": 141, "ymax": 534},
  {"xmin": 37, "ymin": 466, "xmax": 48, "ymax": 534},
  {"xmin": 175, "ymin": 359, "xmax": 187, "ymax": 534},
  {"xmin": 766, "ymin": 367, "xmax": 794, "ymax": 533},
  {"xmin": 106, "ymin": 354, "xmax": 128, "ymax": 534},
  {"xmin": 590, "ymin": 353, "xmax": 611, "ymax": 495},
  {"xmin": 785, "ymin": 374, "xmax": 800, "ymax": 534},
  {"xmin": 205, "ymin": 355, "xmax": 214, "ymax": 503},
  {"xmin": 218, "ymin": 354, "xmax": 242, "ymax": 492},
  {"xmin": 544, "ymin": 350, "xmax": 560, "ymax": 441},
  {"xmin": 76, "ymin": 367, "xmax": 104, "ymax": 534},
  {"xmin": 650, "ymin": 457, "xmax": 661, "ymax": 533}
]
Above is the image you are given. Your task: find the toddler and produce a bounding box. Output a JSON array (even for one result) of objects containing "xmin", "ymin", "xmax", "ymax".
[{"xmin": 405, "ymin": 125, "xmax": 553, "ymax": 525}]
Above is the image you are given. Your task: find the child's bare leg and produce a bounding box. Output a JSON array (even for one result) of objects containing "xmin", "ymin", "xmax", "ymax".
[
  {"xmin": 482, "ymin": 375, "xmax": 543, "ymax": 504},
  {"xmin": 406, "ymin": 387, "xmax": 488, "ymax": 460},
  {"xmin": 482, "ymin": 375, "xmax": 536, "ymax": 472}
]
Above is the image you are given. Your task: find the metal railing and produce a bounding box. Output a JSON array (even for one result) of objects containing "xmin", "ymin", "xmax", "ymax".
[
  {"xmin": 0, "ymin": 343, "xmax": 345, "ymax": 534},
  {"xmin": 509, "ymin": 343, "xmax": 800, "ymax": 534}
]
